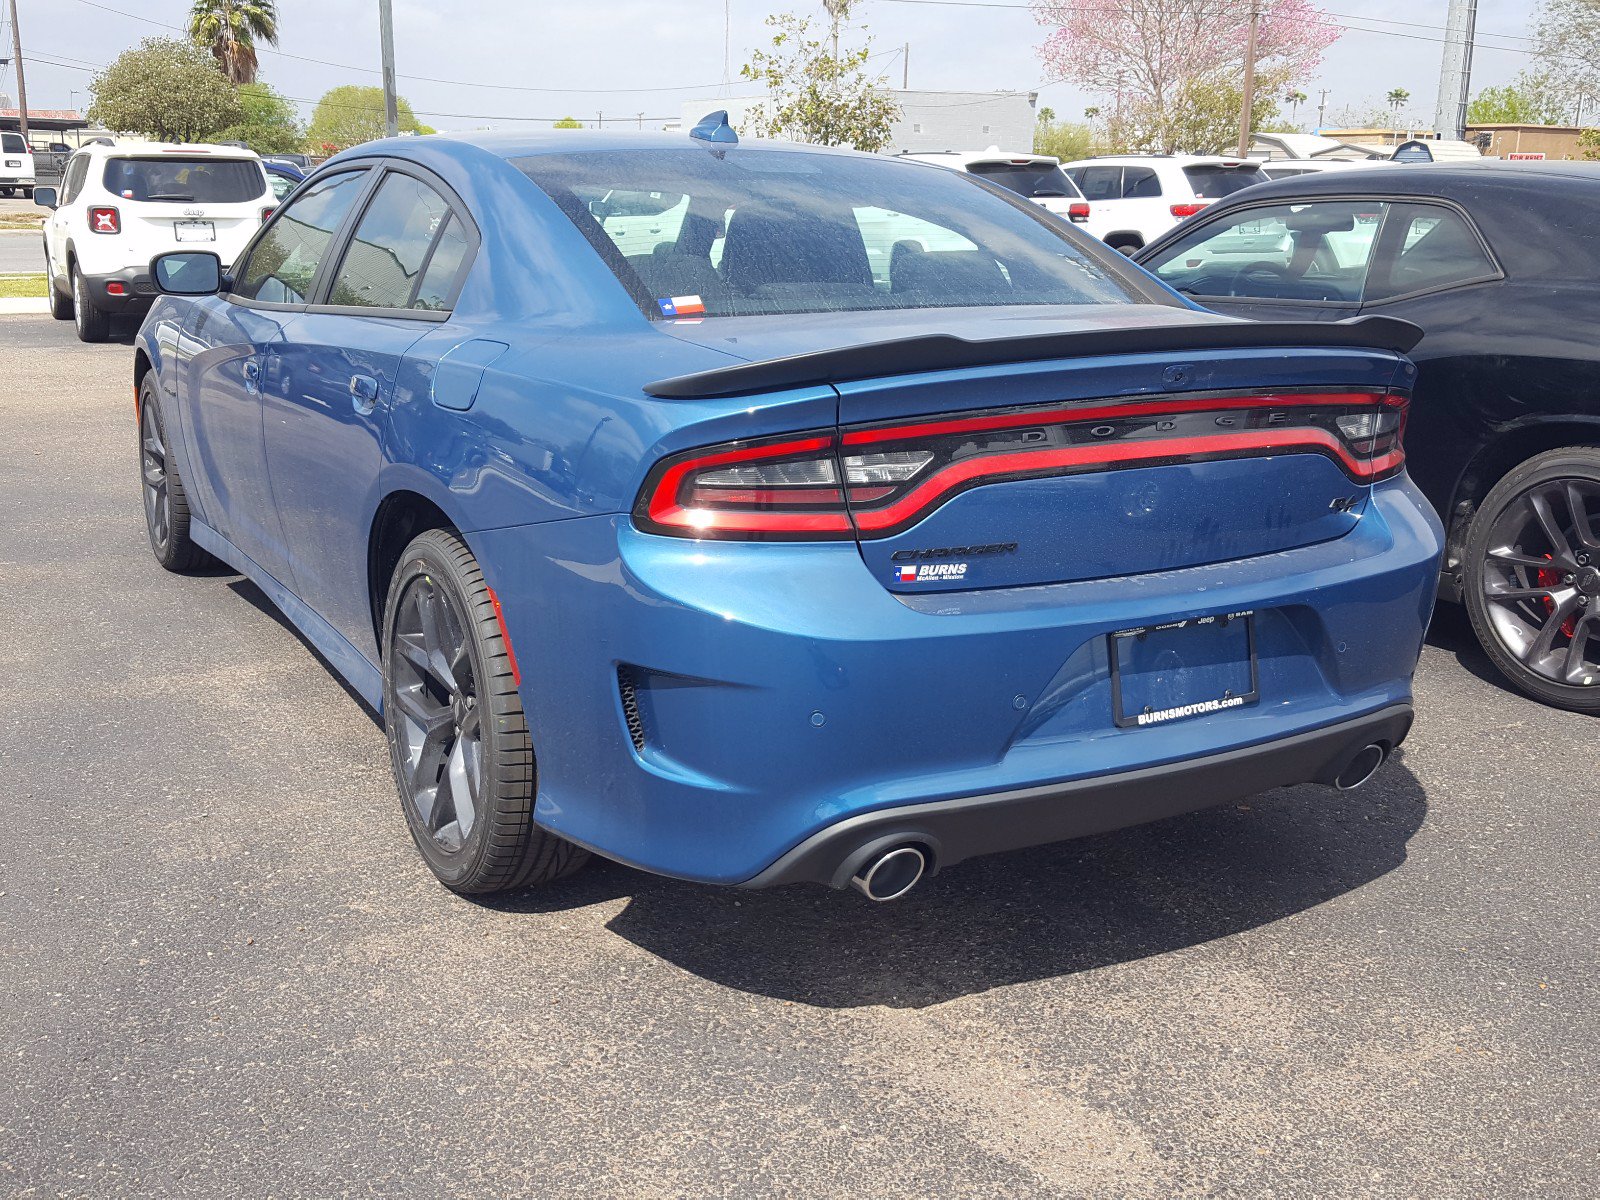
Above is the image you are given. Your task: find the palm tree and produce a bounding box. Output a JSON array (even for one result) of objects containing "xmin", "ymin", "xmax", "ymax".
[
  {"xmin": 1286, "ymin": 90, "xmax": 1307, "ymax": 122},
  {"xmin": 1386, "ymin": 87, "xmax": 1411, "ymax": 128},
  {"xmin": 189, "ymin": 0, "xmax": 280, "ymax": 86}
]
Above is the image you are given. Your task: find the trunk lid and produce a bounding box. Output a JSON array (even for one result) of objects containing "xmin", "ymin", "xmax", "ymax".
[{"xmin": 653, "ymin": 307, "xmax": 1413, "ymax": 593}]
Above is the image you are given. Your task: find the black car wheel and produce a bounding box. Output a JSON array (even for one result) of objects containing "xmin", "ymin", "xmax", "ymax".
[
  {"xmin": 45, "ymin": 238, "xmax": 71, "ymax": 320},
  {"xmin": 138, "ymin": 377, "xmax": 208, "ymax": 572},
  {"xmin": 1465, "ymin": 447, "xmax": 1600, "ymax": 713},
  {"xmin": 382, "ymin": 529, "xmax": 589, "ymax": 893},
  {"xmin": 72, "ymin": 267, "xmax": 110, "ymax": 343}
]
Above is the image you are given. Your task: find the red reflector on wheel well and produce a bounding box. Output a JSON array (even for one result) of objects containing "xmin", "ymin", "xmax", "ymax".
[{"xmin": 485, "ymin": 587, "xmax": 521, "ymax": 687}]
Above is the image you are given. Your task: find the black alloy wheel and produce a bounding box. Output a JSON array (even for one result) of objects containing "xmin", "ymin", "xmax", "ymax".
[
  {"xmin": 382, "ymin": 529, "xmax": 588, "ymax": 893},
  {"xmin": 138, "ymin": 378, "xmax": 205, "ymax": 571},
  {"xmin": 1465, "ymin": 447, "xmax": 1600, "ymax": 714}
]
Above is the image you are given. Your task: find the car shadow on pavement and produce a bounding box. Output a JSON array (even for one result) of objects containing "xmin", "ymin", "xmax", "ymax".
[
  {"xmin": 1424, "ymin": 601, "xmax": 1509, "ymax": 692},
  {"xmin": 483, "ymin": 763, "xmax": 1428, "ymax": 1009},
  {"xmin": 225, "ymin": 577, "xmax": 381, "ymax": 720}
]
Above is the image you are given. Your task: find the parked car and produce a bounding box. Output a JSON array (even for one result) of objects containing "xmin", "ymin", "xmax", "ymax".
[
  {"xmin": 36, "ymin": 141, "xmax": 272, "ymax": 342},
  {"xmin": 1, "ymin": 130, "xmax": 35, "ymax": 198},
  {"xmin": 1134, "ymin": 162, "xmax": 1600, "ymax": 713},
  {"xmin": 263, "ymin": 158, "xmax": 307, "ymax": 203},
  {"xmin": 132, "ymin": 121, "xmax": 1442, "ymax": 900},
  {"xmin": 1061, "ymin": 155, "xmax": 1269, "ymax": 251},
  {"xmin": 1258, "ymin": 159, "xmax": 1379, "ymax": 182},
  {"xmin": 265, "ymin": 153, "xmax": 314, "ymax": 172},
  {"xmin": 899, "ymin": 149, "xmax": 1091, "ymax": 225}
]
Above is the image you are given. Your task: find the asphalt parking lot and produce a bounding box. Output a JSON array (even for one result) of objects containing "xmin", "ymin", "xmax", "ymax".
[{"xmin": 2, "ymin": 313, "xmax": 1596, "ymax": 1197}]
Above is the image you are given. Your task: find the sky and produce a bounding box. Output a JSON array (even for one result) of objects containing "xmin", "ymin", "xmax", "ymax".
[{"xmin": 2, "ymin": 0, "xmax": 1547, "ymax": 135}]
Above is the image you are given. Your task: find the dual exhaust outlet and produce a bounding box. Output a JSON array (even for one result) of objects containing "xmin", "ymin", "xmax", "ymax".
[{"xmin": 845, "ymin": 742, "xmax": 1391, "ymax": 903}]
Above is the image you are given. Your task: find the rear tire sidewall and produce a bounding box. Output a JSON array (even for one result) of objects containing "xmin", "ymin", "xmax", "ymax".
[
  {"xmin": 382, "ymin": 535, "xmax": 508, "ymax": 891},
  {"xmin": 1463, "ymin": 446, "xmax": 1600, "ymax": 714},
  {"xmin": 73, "ymin": 267, "xmax": 111, "ymax": 343}
]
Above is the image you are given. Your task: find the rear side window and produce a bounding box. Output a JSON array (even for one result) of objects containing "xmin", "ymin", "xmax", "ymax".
[
  {"xmin": 413, "ymin": 216, "xmax": 470, "ymax": 311},
  {"xmin": 60, "ymin": 156, "xmax": 89, "ymax": 205},
  {"xmin": 1365, "ymin": 204, "xmax": 1497, "ymax": 301},
  {"xmin": 326, "ymin": 171, "xmax": 457, "ymax": 310},
  {"xmin": 1122, "ymin": 167, "xmax": 1161, "ymax": 198},
  {"xmin": 1182, "ymin": 165, "xmax": 1268, "ymax": 199},
  {"xmin": 235, "ymin": 170, "xmax": 368, "ymax": 304},
  {"xmin": 102, "ymin": 157, "xmax": 266, "ymax": 203},
  {"xmin": 1, "ymin": 133, "xmax": 26, "ymax": 154}
]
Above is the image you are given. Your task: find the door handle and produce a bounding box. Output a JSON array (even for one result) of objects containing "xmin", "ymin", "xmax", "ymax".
[
  {"xmin": 349, "ymin": 373, "xmax": 380, "ymax": 415},
  {"xmin": 242, "ymin": 358, "xmax": 261, "ymax": 393}
]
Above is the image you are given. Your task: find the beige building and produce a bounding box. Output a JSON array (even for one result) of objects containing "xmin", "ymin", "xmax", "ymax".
[{"xmin": 1463, "ymin": 124, "xmax": 1592, "ymax": 161}]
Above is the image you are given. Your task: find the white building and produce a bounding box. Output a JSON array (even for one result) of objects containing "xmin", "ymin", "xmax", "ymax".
[{"xmin": 674, "ymin": 89, "xmax": 1038, "ymax": 156}]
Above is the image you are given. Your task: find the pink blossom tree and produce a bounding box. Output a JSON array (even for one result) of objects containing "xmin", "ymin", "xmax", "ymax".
[{"xmin": 1033, "ymin": 0, "xmax": 1340, "ymax": 153}]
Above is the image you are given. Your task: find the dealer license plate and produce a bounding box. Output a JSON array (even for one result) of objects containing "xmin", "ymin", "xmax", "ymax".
[
  {"xmin": 1109, "ymin": 611, "xmax": 1259, "ymax": 729},
  {"xmin": 174, "ymin": 220, "xmax": 215, "ymax": 243}
]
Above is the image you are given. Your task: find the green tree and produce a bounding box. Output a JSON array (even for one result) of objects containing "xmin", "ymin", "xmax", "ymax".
[
  {"xmin": 306, "ymin": 85, "xmax": 426, "ymax": 151},
  {"xmin": 1285, "ymin": 89, "xmax": 1307, "ymax": 123},
  {"xmin": 88, "ymin": 37, "xmax": 243, "ymax": 143},
  {"xmin": 553, "ymin": 116, "xmax": 585, "ymax": 129},
  {"xmin": 1532, "ymin": 0, "xmax": 1600, "ymax": 122},
  {"xmin": 1385, "ymin": 86, "xmax": 1411, "ymax": 126},
  {"xmin": 1034, "ymin": 115, "xmax": 1093, "ymax": 161},
  {"xmin": 207, "ymin": 81, "xmax": 301, "ymax": 153},
  {"xmin": 188, "ymin": 0, "xmax": 279, "ymax": 86},
  {"xmin": 1168, "ymin": 81, "xmax": 1282, "ymax": 154},
  {"xmin": 1581, "ymin": 128, "xmax": 1600, "ymax": 160},
  {"xmin": 739, "ymin": 11, "xmax": 901, "ymax": 152},
  {"xmin": 1467, "ymin": 81, "xmax": 1565, "ymax": 125}
]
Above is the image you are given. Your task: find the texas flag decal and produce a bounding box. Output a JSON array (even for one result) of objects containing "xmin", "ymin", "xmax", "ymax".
[
  {"xmin": 657, "ymin": 294, "xmax": 707, "ymax": 318},
  {"xmin": 896, "ymin": 566, "xmax": 919, "ymax": 583}
]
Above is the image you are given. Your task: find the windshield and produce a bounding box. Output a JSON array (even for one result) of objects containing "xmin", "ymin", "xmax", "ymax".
[
  {"xmin": 102, "ymin": 157, "xmax": 266, "ymax": 203},
  {"xmin": 964, "ymin": 161, "xmax": 1080, "ymax": 199},
  {"xmin": 1182, "ymin": 164, "xmax": 1269, "ymax": 199},
  {"xmin": 518, "ymin": 148, "xmax": 1148, "ymax": 318}
]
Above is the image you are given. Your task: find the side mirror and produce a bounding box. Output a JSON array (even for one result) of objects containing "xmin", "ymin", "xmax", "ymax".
[
  {"xmin": 33, "ymin": 187, "xmax": 57, "ymax": 209},
  {"xmin": 151, "ymin": 250, "xmax": 224, "ymax": 296}
]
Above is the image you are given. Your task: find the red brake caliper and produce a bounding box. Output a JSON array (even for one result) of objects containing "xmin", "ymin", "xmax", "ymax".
[{"xmin": 1537, "ymin": 556, "xmax": 1579, "ymax": 638}]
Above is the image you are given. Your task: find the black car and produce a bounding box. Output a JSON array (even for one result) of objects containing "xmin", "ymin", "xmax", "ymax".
[{"xmin": 1135, "ymin": 162, "xmax": 1600, "ymax": 714}]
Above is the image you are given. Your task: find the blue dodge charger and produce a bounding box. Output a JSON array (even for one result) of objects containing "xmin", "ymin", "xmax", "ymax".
[{"xmin": 133, "ymin": 118, "xmax": 1444, "ymax": 901}]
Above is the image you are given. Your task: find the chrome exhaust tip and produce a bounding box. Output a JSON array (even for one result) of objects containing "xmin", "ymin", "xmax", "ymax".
[
  {"xmin": 1334, "ymin": 743, "xmax": 1388, "ymax": 791},
  {"xmin": 850, "ymin": 845, "xmax": 927, "ymax": 902}
]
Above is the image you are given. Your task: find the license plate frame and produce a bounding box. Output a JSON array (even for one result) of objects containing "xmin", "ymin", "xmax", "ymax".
[
  {"xmin": 1108, "ymin": 611, "xmax": 1259, "ymax": 730},
  {"xmin": 174, "ymin": 220, "xmax": 215, "ymax": 243}
]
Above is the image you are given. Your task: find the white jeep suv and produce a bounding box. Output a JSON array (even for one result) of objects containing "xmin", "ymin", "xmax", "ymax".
[
  {"xmin": 1, "ymin": 131, "xmax": 35, "ymax": 197},
  {"xmin": 38, "ymin": 142, "xmax": 272, "ymax": 342},
  {"xmin": 899, "ymin": 150, "xmax": 1091, "ymax": 226},
  {"xmin": 1059, "ymin": 155, "xmax": 1268, "ymax": 252}
]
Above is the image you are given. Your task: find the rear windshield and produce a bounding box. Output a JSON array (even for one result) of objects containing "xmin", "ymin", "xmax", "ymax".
[
  {"xmin": 1182, "ymin": 165, "xmax": 1269, "ymax": 199},
  {"xmin": 964, "ymin": 161, "xmax": 1081, "ymax": 200},
  {"xmin": 102, "ymin": 156, "xmax": 266, "ymax": 203},
  {"xmin": 518, "ymin": 148, "xmax": 1150, "ymax": 318},
  {"xmin": 1, "ymin": 133, "xmax": 27, "ymax": 155}
]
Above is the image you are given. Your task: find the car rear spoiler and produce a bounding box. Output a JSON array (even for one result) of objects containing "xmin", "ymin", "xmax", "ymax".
[{"xmin": 644, "ymin": 315, "xmax": 1424, "ymax": 400}]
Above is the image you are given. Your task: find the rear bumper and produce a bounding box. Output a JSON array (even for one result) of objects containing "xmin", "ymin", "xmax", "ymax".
[
  {"xmin": 472, "ymin": 473, "xmax": 1443, "ymax": 887},
  {"xmin": 744, "ymin": 703, "xmax": 1413, "ymax": 889},
  {"xmin": 78, "ymin": 267, "xmax": 156, "ymax": 313}
]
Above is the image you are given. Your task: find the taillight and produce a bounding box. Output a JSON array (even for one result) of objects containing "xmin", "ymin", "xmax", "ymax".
[
  {"xmin": 261, "ymin": 206, "xmax": 275, "ymax": 221},
  {"xmin": 1170, "ymin": 202, "xmax": 1207, "ymax": 219},
  {"xmin": 89, "ymin": 206, "xmax": 120, "ymax": 234},
  {"xmin": 635, "ymin": 392, "xmax": 1407, "ymax": 541},
  {"xmin": 1068, "ymin": 201, "xmax": 1090, "ymax": 223}
]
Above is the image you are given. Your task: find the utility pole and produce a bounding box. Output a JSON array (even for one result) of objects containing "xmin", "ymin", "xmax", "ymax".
[
  {"xmin": 1235, "ymin": 5, "xmax": 1260, "ymax": 157},
  {"xmin": 903, "ymin": 43, "xmax": 909, "ymax": 90},
  {"xmin": 1434, "ymin": 0, "xmax": 1478, "ymax": 140},
  {"xmin": 377, "ymin": 0, "xmax": 399, "ymax": 137},
  {"xmin": 7, "ymin": 0, "xmax": 30, "ymax": 144},
  {"xmin": 1317, "ymin": 88, "xmax": 1330, "ymax": 131}
]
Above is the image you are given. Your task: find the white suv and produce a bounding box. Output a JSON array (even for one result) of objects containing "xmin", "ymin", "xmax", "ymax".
[
  {"xmin": 899, "ymin": 150, "xmax": 1091, "ymax": 227},
  {"xmin": 38, "ymin": 142, "xmax": 272, "ymax": 342},
  {"xmin": 1059, "ymin": 155, "xmax": 1268, "ymax": 252},
  {"xmin": 1, "ymin": 131, "xmax": 35, "ymax": 197}
]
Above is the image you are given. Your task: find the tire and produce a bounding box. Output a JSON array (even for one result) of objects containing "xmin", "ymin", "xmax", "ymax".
[
  {"xmin": 1463, "ymin": 446, "xmax": 1600, "ymax": 714},
  {"xmin": 138, "ymin": 375, "xmax": 208, "ymax": 572},
  {"xmin": 45, "ymin": 238, "xmax": 71, "ymax": 321},
  {"xmin": 382, "ymin": 528, "xmax": 589, "ymax": 893},
  {"xmin": 72, "ymin": 266, "xmax": 111, "ymax": 343}
]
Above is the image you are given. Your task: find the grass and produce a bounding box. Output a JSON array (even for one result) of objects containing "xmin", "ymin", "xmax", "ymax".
[
  {"xmin": 0, "ymin": 273, "xmax": 48, "ymax": 299},
  {"xmin": 0, "ymin": 212, "xmax": 45, "ymax": 230}
]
